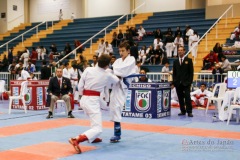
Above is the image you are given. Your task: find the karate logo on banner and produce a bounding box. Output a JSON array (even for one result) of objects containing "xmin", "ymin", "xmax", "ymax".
[
  {"xmin": 25, "ymin": 87, "xmax": 32, "ymax": 105},
  {"xmin": 163, "ymin": 90, "xmax": 170, "ymax": 111},
  {"xmin": 135, "ymin": 90, "xmax": 151, "ymax": 112}
]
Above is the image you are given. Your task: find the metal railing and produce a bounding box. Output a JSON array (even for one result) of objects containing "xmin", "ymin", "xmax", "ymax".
[
  {"xmin": 56, "ymin": 2, "xmax": 146, "ymax": 65},
  {"xmin": 131, "ymin": 2, "xmax": 146, "ymax": 24},
  {"xmin": 0, "ymin": 21, "xmax": 54, "ymax": 53},
  {"xmin": 185, "ymin": 4, "xmax": 233, "ymax": 63},
  {"xmin": 0, "ymin": 72, "xmax": 228, "ymax": 91}
]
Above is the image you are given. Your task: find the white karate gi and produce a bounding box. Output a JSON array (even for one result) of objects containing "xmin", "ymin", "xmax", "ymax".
[
  {"xmin": 97, "ymin": 42, "xmax": 105, "ymax": 56},
  {"xmin": 19, "ymin": 70, "xmax": 30, "ymax": 80},
  {"xmin": 70, "ymin": 68, "xmax": 79, "ymax": 101},
  {"xmin": 191, "ymin": 89, "xmax": 213, "ymax": 106},
  {"xmin": 230, "ymin": 27, "xmax": 240, "ymax": 40},
  {"xmin": 186, "ymin": 28, "xmax": 194, "ymax": 50},
  {"xmin": 173, "ymin": 37, "xmax": 184, "ymax": 57},
  {"xmin": 171, "ymin": 87, "xmax": 179, "ymax": 105},
  {"xmin": 20, "ymin": 52, "xmax": 29, "ymax": 68},
  {"xmin": 138, "ymin": 49, "xmax": 146, "ymax": 65},
  {"xmin": 109, "ymin": 55, "xmax": 136, "ymax": 122},
  {"xmin": 78, "ymin": 66, "xmax": 119, "ymax": 142},
  {"xmin": 104, "ymin": 44, "xmax": 113, "ymax": 55},
  {"xmin": 189, "ymin": 34, "xmax": 199, "ymax": 58}
]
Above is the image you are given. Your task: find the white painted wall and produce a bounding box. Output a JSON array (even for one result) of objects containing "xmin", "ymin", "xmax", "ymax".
[
  {"xmin": 0, "ymin": 0, "xmax": 7, "ymax": 33},
  {"xmin": 86, "ymin": 0, "xmax": 130, "ymax": 17},
  {"xmin": 7, "ymin": 0, "xmax": 25, "ymax": 30},
  {"xmin": 135, "ymin": 0, "xmax": 186, "ymax": 13},
  {"xmin": 29, "ymin": 0, "xmax": 83, "ymax": 22}
]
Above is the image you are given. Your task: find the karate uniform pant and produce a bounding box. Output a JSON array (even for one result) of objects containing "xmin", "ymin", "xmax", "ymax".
[
  {"xmin": 71, "ymin": 81, "xmax": 79, "ymax": 101},
  {"xmin": 191, "ymin": 96, "xmax": 205, "ymax": 106},
  {"xmin": 166, "ymin": 43, "xmax": 173, "ymax": 57},
  {"xmin": 109, "ymin": 82, "xmax": 127, "ymax": 122},
  {"xmin": 191, "ymin": 45, "xmax": 198, "ymax": 58},
  {"xmin": 80, "ymin": 96, "xmax": 102, "ymax": 143}
]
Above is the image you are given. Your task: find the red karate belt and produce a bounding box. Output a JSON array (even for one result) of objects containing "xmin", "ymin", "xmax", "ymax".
[{"xmin": 83, "ymin": 90, "xmax": 100, "ymax": 96}]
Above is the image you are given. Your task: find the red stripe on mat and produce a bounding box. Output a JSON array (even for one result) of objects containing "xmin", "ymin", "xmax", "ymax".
[
  {"xmin": 0, "ymin": 119, "xmax": 239, "ymax": 140},
  {"xmin": 0, "ymin": 142, "xmax": 96, "ymax": 160}
]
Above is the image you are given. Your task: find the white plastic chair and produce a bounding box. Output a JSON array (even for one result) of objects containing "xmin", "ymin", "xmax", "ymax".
[
  {"xmin": 205, "ymin": 83, "xmax": 226, "ymax": 113},
  {"xmin": 0, "ymin": 80, "xmax": 6, "ymax": 101},
  {"xmin": 54, "ymin": 99, "xmax": 68, "ymax": 116},
  {"xmin": 227, "ymin": 87, "xmax": 240, "ymax": 125},
  {"xmin": 8, "ymin": 81, "xmax": 28, "ymax": 114}
]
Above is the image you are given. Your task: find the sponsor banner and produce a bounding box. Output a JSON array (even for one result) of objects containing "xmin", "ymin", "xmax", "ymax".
[
  {"xmin": 25, "ymin": 87, "xmax": 32, "ymax": 105},
  {"xmin": 157, "ymin": 91, "xmax": 162, "ymax": 113},
  {"xmin": 13, "ymin": 87, "xmax": 19, "ymax": 104},
  {"xmin": 37, "ymin": 87, "xmax": 43, "ymax": 105},
  {"xmin": 124, "ymin": 90, "xmax": 132, "ymax": 111}
]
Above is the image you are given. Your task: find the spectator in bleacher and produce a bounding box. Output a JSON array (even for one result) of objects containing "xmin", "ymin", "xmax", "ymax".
[
  {"xmin": 154, "ymin": 28, "xmax": 163, "ymax": 40},
  {"xmin": 30, "ymin": 47, "xmax": 38, "ymax": 65},
  {"xmin": 174, "ymin": 26, "xmax": 182, "ymax": 38},
  {"xmin": 0, "ymin": 54, "xmax": 8, "ymax": 71},
  {"xmin": 138, "ymin": 45, "xmax": 147, "ymax": 65},
  {"xmin": 154, "ymin": 38, "xmax": 164, "ymax": 50},
  {"xmin": 220, "ymin": 55, "xmax": 231, "ymax": 72},
  {"xmin": 8, "ymin": 47, "xmax": 13, "ymax": 64},
  {"xmin": 185, "ymin": 25, "xmax": 194, "ymax": 46},
  {"xmin": 40, "ymin": 60, "xmax": 51, "ymax": 80},
  {"xmin": 104, "ymin": 41, "xmax": 113, "ymax": 55},
  {"xmin": 230, "ymin": 22, "xmax": 240, "ymax": 41},
  {"xmin": 76, "ymin": 54, "xmax": 87, "ymax": 73},
  {"xmin": 64, "ymin": 43, "xmax": 72, "ymax": 56},
  {"xmin": 63, "ymin": 62, "xmax": 74, "ymax": 79},
  {"xmin": 213, "ymin": 42, "xmax": 223, "ymax": 62},
  {"xmin": 130, "ymin": 42, "xmax": 138, "ymax": 61},
  {"xmin": 16, "ymin": 51, "xmax": 22, "ymax": 62},
  {"xmin": 40, "ymin": 46, "xmax": 47, "ymax": 60},
  {"xmin": 20, "ymin": 49, "xmax": 30, "ymax": 68},
  {"xmin": 161, "ymin": 62, "xmax": 171, "ymax": 82},
  {"xmin": 124, "ymin": 30, "xmax": 134, "ymax": 46},
  {"xmin": 30, "ymin": 72, "xmax": 37, "ymax": 80},
  {"xmin": 130, "ymin": 27, "xmax": 138, "ymax": 39},
  {"xmin": 111, "ymin": 32, "xmax": 118, "ymax": 47},
  {"xmin": 212, "ymin": 63, "xmax": 224, "ymax": 83},
  {"xmin": 135, "ymin": 61, "xmax": 141, "ymax": 73},
  {"xmin": 59, "ymin": 9, "xmax": 63, "ymax": 20},
  {"xmin": 202, "ymin": 50, "xmax": 218, "ymax": 70},
  {"xmin": 109, "ymin": 55, "xmax": 116, "ymax": 70},
  {"xmin": 15, "ymin": 60, "xmax": 23, "ymax": 70},
  {"xmin": 17, "ymin": 67, "xmax": 30, "ymax": 80},
  {"xmin": 153, "ymin": 45, "xmax": 164, "ymax": 65},
  {"xmin": 189, "ymin": 31, "xmax": 200, "ymax": 58},
  {"xmin": 190, "ymin": 83, "xmax": 212, "ymax": 107},
  {"xmin": 145, "ymin": 45, "xmax": 155, "ymax": 64},
  {"xmin": 117, "ymin": 29, "xmax": 124, "ymax": 43},
  {"xmin": 164, "ymin": 27, "xmax": 173, "ymax": 37},
  {"xmin": 36, "ymin": 46, "xmax": 41, "ymax": 60},
  {"xmin": 137, "ymin": 25, "xmax": 146, "ymax": 40},
  {"xmin": 74, "ymin": 39, "xmax": 83, "ymax": 53},
  {"xmin": 90, "ymin": 55, "xmax": 98, "ymax": 67},
  {"xmin": 25, "ymin": 60, "xmax": 36, "ymax": 73},
  {"xmin": 97, "ymin": 39, "xmax": 105, "ymax": 56},
  {"xmin": 173, "ymin": 34, "xmax": 184, "ymax": 57},
  {"xmin": 50, "ymin": 43, "xmax": 58, "ymax": 55},
  {"xmin": 165, "ymin": 31, "xmax": 174, "ymax": 58},
  {"xmin": 135, "ymin": 69, "xmax": 152, "ymax": 82}
]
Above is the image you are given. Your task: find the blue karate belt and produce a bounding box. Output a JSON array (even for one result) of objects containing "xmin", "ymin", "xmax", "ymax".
[{"xmin": 123, "ymin": 74, "xmax": 145, "ymax": 88}]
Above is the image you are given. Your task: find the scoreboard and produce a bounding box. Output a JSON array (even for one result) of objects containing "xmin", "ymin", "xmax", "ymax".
[{"xmin": 227, "ymin": 71, "xmax": 240, "ymax": 89}]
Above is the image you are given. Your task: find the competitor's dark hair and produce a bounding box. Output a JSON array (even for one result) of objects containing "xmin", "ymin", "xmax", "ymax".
[
  {"xmin": 119, "ymin": 41, "xmax": 130, "ymax": 50},
  {"xmin": 98, "ymin": 54, "xmax": 111, "ymax": 68}
]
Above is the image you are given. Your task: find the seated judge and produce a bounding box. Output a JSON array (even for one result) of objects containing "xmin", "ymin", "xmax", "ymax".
[
  {"xmin": 134, "ymin": 69, "xmax": 152, "ymax": 82},
  {"xmin": 46, "ymin": 67, "xmax": 75, "ymax": 119}
]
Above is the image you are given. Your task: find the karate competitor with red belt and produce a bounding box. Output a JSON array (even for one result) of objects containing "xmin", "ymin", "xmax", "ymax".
[
  {"xmin": 69, "ymin": 54, "xmax": 119, "ymax": 154},
  {"xmin": 109, "ymin": 41, "xmax": 136, "ymax": 142}
]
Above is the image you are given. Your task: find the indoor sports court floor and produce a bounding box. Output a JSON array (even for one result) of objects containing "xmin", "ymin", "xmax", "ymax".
[{"xmin": 0, "ymin": 100, "xmax": 239, "ymax": 160}]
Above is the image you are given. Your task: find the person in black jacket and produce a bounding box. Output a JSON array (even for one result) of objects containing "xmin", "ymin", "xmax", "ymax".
[
  {"xmin": 46, "ymin": 67, "xmax": 74, "ymax": 119},
  {"xmin": 173, "ymin": 46, "xmax": 194, "ymax": 117},
  {"xmin": 130, "ymin": 42, "xmax": 138, "ymax": 61},
  {"xmin": 40, "ymin": 60, "xmax": 51, "ymax": 80},
  {"xmin": 213, "ymin": 42, "xmax": 223, "ymax": 62}
]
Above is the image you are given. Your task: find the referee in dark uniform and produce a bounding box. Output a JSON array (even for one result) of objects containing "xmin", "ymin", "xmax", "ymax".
[{"xmin": 173, "ymin": 46, "xmax": 194, "ymax": 117}]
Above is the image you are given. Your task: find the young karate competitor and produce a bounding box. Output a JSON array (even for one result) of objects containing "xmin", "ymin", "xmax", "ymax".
[
  {"xmin": 190, "ymin": 83, "xmax": 213, "ymax": 107},
  {"xmin": 68, "ymin": 54, "xmax": 119, "ymax": 154},
  {"xmin": 109, "ymin": 41, "xmax": 136, "ymax": 142}
]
